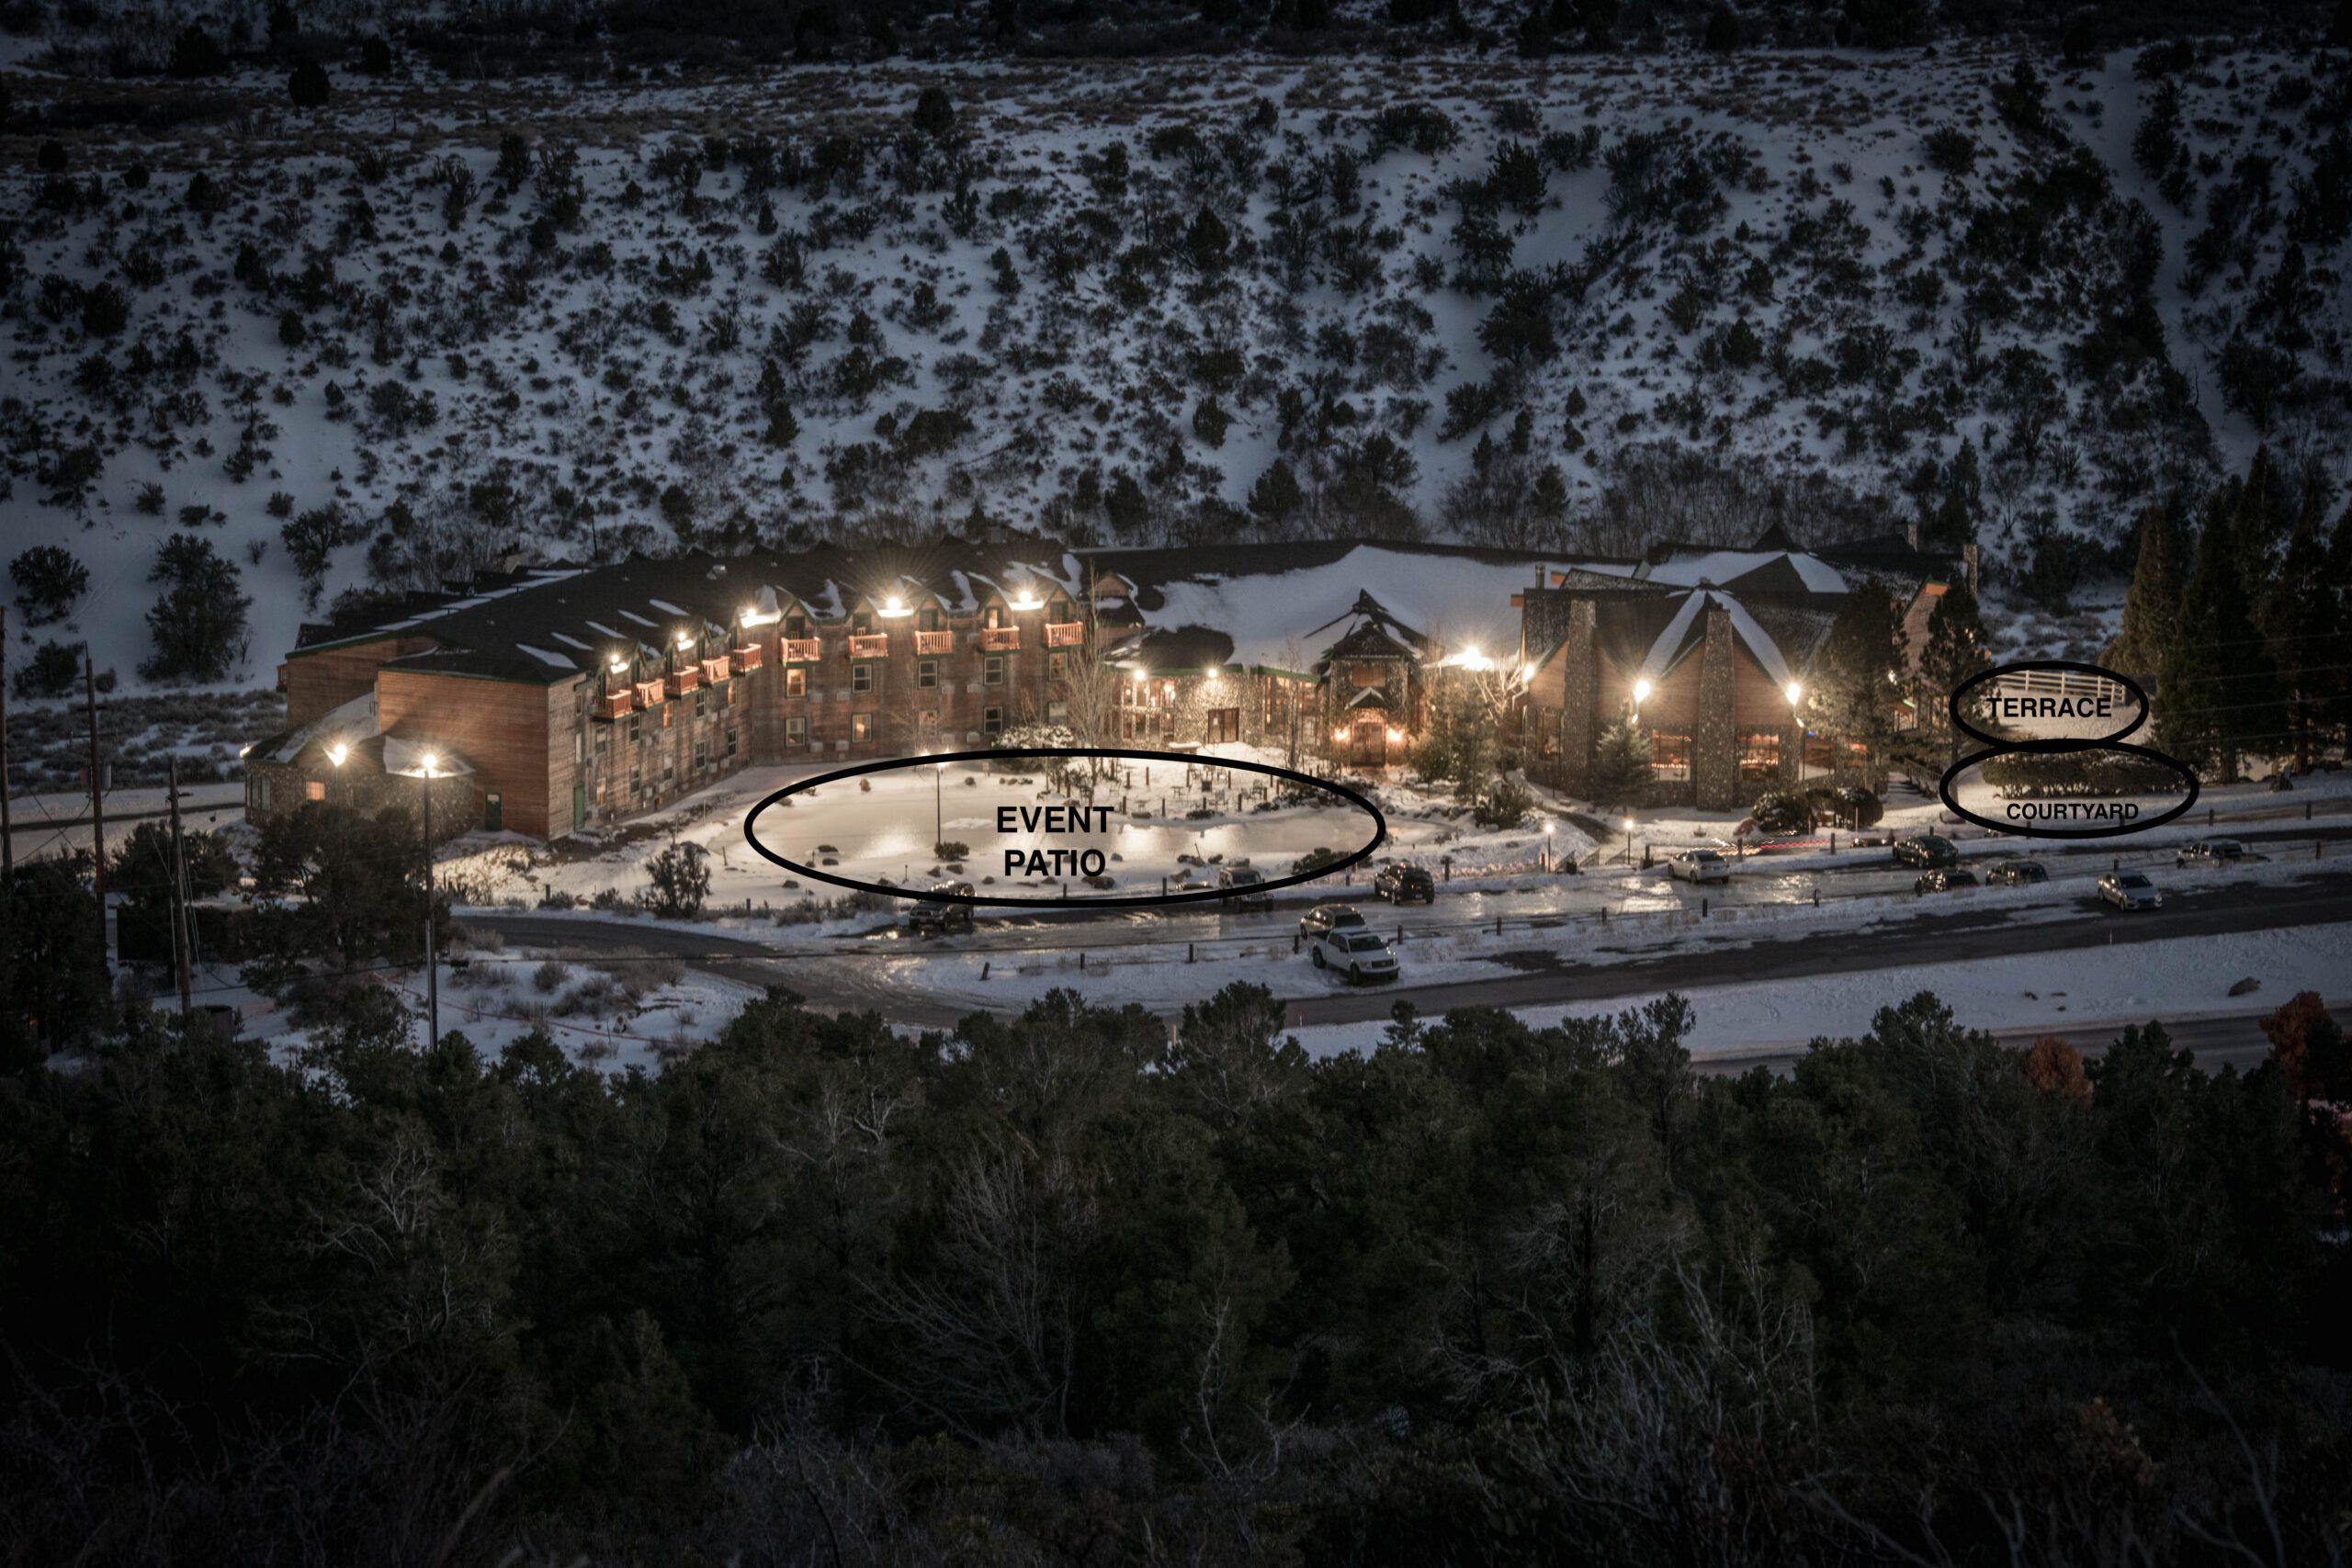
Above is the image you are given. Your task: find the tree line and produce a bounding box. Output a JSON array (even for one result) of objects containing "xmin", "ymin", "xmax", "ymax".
[{"xmin": 1, "ymin": 959, "xmax": 2346, "ymax": 1563}]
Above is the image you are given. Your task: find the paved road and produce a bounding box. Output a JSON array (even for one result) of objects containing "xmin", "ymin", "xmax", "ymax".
[
  {"xmin": 1283, "ymin": 869, "xmax": 2352, "ymax": 1027},
  {"xmin": 469, "ymin": 864, "xmax": 2352, "ymax": 1041}
]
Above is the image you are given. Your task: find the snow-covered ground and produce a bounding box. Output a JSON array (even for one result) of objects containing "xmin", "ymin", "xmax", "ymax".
[{"xmin": 1287, "ymin": 923, "xmax": 2352, "ymax": 1060}]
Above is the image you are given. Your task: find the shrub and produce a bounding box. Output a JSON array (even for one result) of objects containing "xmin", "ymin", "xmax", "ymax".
[
  {"xmin": 1749, "ymin": 789, "xmax": 1810, "ymax": 835},
  {"xmin": 1292, "ymin": 846, "xmax": 1343, "ymax": 876},
  {"xmin": 645, "ymin": 840, "xmax": 711, "ymax": 919},
  {"xmin": 11, "ymin": 640, "xmax": 83, "ymax": 700},
  {"xmin": 934, "ymin": 841, "xmax": 970, "ymax": 860},
  {"xmin": 288, "ymin": 60, "xmax": 331, "ymax": 109},
  {"xmin": 10, "ymin": 546, "xmax": 90, "ymax": 625},
  {"xmin": 141, "ymin": 535, "xmax": 249, "ymax": 682}
]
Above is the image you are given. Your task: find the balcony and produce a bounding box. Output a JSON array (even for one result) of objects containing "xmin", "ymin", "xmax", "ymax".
[
  {"xmin": 594, "ymin": 690, "xmax": 634, "ymax": 721},
  {"xmin": 781, "ymin": 637, "xmax": 822, "ymax": 663},
  {"xmin": 847, "ymin": 633, "xmax": 890, "ymax": 660},
  {"xmin": 732, "ymin": 641, "xmax": 764, "ymax": 671},
  {"xmin": 700, "ymin": 655, "xmax": 732, "ymax": 684},
  {"xmin": 980, "ymin": 626, "xmax": 1021, "ymax": 652},
  {"xmin": 633, "ymin": 679, "xmax": 666, "ymax": 710},
  {"xmin": 666, "ymin": 666, "xmax": 702, "ymax": 699},
  {"xmin": 913, "ymin": 629, "xmax": 956, "ymax": 656},
  {"xmin": 1045, "ymin": 621, "xmax": 1085, "ymax": 648}
]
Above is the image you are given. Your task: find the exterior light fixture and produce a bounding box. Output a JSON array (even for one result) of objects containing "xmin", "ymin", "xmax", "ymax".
[
  {"xmin": 1521, "ymin": 664, "xmax": 1535, "ymax": 682},
  {"xmin": 421, "ymin": 752, "xmax": 440, "ymax": 777},
  {"xmin": 1331, "ymin": 726, "xmax": 1350, "ymax": 743},
  {"xmin": 1204, "ymin": 665, "xmax": 1220, "ymax": 681},
  {"xmin": 609, "ymin": 656, "xmax": 629, "ymax": 674},
  {"xmin": 1621, "ymin": 816, "xmax": 1635, "ymax": 833},
  {"xmin": 1385, "ymin": 726, "xmax": 1405, "ymax": 744},
  {"xmin": 326, "ymin": 740, "xmax": 348, "ymax": 768},
  {"xmin": 676, "ymin": 632, "xmax": 695, "ymax": 649},
  {"xmin": 1633, "ymin": 678, "xmax": 1654, "ymax": 704},
  {"xmin": 1008, "ymin": 582, "xmax": 1045, "ymax": 611},
  {"xmin": 1132, "ymin": 668, "xmax": 1148, "ymax": 683},
  {"xmin": 1785, "ymin": 682, "xmax": 1804, "ymax": 706},
  {"xmin": 237, "ymin": 743, "xmax": 252, "ymax": 759},
  {"xmin": 879, "ymin": 596, "xmax": 912, "ymax": 618},
  {"xmin": 741, "ymin": 604, "xmax": 780, "ymax": 626}
]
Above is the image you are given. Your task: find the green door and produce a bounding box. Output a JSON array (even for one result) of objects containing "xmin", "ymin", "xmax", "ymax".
[
  {"xmin": 572, "ymin": 782, "xmax": 585, "ymax": 831},
  {"xmin": 483, "ymin": 792, "xmax": 503, "ymax": 832}
]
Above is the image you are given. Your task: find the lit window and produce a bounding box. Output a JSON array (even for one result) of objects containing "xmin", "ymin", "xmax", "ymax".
[
  {"xmin": 917, "ymin": 708, "xmax": 939, "ymax": 732},
  {"xmin": 851, "ymin": 712, "xmax": 873, "ymax": 741},
  {"xmin": 786, "ymin": 667, "xmax": 807, "ymax": 697},
  {"xmin": 304, "ymin": 779, "xmax": 325, "ymax": 802}
]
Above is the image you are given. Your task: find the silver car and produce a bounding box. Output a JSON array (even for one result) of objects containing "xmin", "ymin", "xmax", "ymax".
[
  {"xmin": 1668, "ymin": 849, "xmax": 1731, "ymax": 884},
  {"xmin": 2097, "ymin": 872, "xmax": 2164, "ymax": 911}
]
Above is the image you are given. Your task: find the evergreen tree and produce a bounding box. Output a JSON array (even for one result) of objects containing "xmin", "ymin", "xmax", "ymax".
[
  {"xmin": 1589, "ymin": 716, "xmax": 1653, "ymax": 808},
  {"xmin": 1247, "ymin": 458, "xmax": 1305, "ymax": 528},
  {"xmin": 288, "ymin": 58, "xmax": 332, "ymax": 109},
  {"xmin": 1813, "ymin": 581, "xmax": 1903, "ymax": 783},
  {"xmin": 141, "ymin": 534, "xmax": 250, "ymax": 682},
  {"xmin": 2162, "ymin": 496, "xmax": 2288, "ymax": 781},
  {"xmin": 2109, "ymin": 506, "xmax": 2184, "ymax": 680},
  {"xmin": 1917, "ymin": 578, "xmax": 1988, "ymax": 761},
  {"xmin": 2232, "ymin": 445, "xmax": 2283, "ymax": 607},
  {"xmin": 2324, "ymin": 499, "xmax": 2352, "ymax": 741},
  {"xmin": 2266, "ymin": 487, "xmax": 2334, "ymax": 770}
]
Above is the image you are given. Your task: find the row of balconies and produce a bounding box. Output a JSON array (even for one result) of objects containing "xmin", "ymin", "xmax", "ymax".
[
  {"xmin": 594, "ymin": 649, "xmax": 756, "ymax": 720},
  {"xmin": 783, "ymin": 623, "xmax": 1084, "ymax": 662}
]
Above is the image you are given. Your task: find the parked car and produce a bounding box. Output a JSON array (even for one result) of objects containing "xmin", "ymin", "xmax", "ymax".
[
  {"xmin": 1219, "ymin": 864, "xmax": 1272, "ymax": 910},
  {"xmin": 1985, "ymin": 860, "xmax": 2048, "ymax": 886},
  {"xmin": 906, "ymin": 882, "xmax": 975, "ymax": 933},
  {"xmin": 1915, "ymin": 868, "xmax": 1979, "ymax": 894},
  {"xmin": 1668, "ymin": 849, "xmax": 1731, "ymax": 884},
  {"xmin": 2098, "ymin": 872, "xmax": 2164, "ymax": 911},
  {"xmin": 2176, "ymin": 838, "xmax": 2246, "ymax": 868},
  {"xmin": 1309, "ymin": 927, "xmax": 1399, "ymax": 983},
  {"xmin": 1373, "ymin": 862, "xmax": 1436, "ymax": 904},
  {"xmin": 1892, "ymin": 835, "xmax": 1959, "ymax": 869},
  {"xmin": 1299, "ymin": 902, "xmax": 1366, "ymax": 940}
]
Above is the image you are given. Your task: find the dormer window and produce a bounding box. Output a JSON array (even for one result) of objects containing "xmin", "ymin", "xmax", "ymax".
[
  {"xmin": 1050, "ymin": 597, "xmax": 1072, "ymax": 622},
  {"xmin": 920, "ymin": 606, "xmax": 941, "ymax": 632},
  {"xmin": 985, "ymin": 604, "xmax": 1005, "ymax": 629},
  {"xmin": 852, "ymin": 610, "xmax": 874, "ymax": 637},
  {"xmin": 785, "ymin": 612, "xmax": 807, "ymax": 639}
]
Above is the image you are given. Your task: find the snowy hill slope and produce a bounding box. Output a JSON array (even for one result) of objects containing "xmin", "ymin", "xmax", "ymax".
[{"xmin": 2, "ymin": 39, "xmax": 2346, "ymax": 694}]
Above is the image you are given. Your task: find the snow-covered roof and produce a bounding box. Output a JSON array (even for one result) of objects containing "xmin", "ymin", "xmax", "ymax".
[
  {"xmin": 1639, "ymin": 549, "xmax": 1848, "ymax": 595},
  {"xmin": 1636, "ymin": 589, "xmax": 1794, "ymax": 689},
  {"xmin": 1125, "ymin": 545, "xmax": 1569, "ymax": 673}
]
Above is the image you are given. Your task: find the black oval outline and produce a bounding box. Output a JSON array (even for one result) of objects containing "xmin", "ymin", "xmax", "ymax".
[
  {"xmin": 742, "ymin": 748, "xmax": 1390, "ymax": 908},
  {"xmin": 1937, "ymin": 743, "xmax": 2200, "ymax": 840},
  {"xmin": 1948, "ymin": 660, "xmax": 2149, "ymax": 751}
]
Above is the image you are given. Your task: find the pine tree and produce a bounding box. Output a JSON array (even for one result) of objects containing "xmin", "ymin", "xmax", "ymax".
[
  {"xmin": 2110, "ymin": 506, "xmax": 2184, "ymax": 679},
  {"xmin": 2324, "ymin": 500, "xmax": 2352, "ymax": 741},
  {"xmin": 1917, "ymin": 578, "xmax": 1988, "ymax": 762},
  {"xmin": 2162, "ymin": 496, "xmax": 2288, "ymax": 781},
  {"xmin": 1812, "ymin": 580, "xmax": 1903, "ymax": 782},
  {"xmin": 1589, "ymin": 716, "xmax": 1652, "ymax": 808},
  {"xmin": 2233, "ymin": 444, "xmax": 2282, "ymax": 604},
  {"xmin": 1247, "ymin": 458, "xmax": 1304, "ymax": 528},
  {"xmin": 2267, "ymin": 488, "xmax": 2332, "ymax": 770}
]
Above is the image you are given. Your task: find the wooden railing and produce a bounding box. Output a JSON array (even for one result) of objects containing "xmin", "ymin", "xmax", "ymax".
[
  {"xmin": 781, "ymin": 637, "xmax": 822, "ymax": 663},
  {"xmin": 980, "ymin": 626, "xmax": 1021, "ymax": 652},
  {"xmin": 666, "ymin": 666, "xmax": 702, "ymax": 698},
  {"xmin": 732, "ymin": 641, "xmax": 764, "ymax": 671},
  {"xmin": 913, "ymin": 629, "xmax": 956, "ymax": 656},
  {"xmin": 595, "ymin": 690, "xmax": 633, "ymax": 720},
  {"xmin": 700, "ymin": 655, "xmax": 732, "ymax": 683},
  {"xmin": 1045, "ymin": 621, "xmax": 1085, "ymax": 648},
  {"xmin": 847, "ymin": 633, "xmax": 891, "ymax": 660}
]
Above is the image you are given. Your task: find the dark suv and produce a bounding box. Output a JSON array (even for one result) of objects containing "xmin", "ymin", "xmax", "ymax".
[
  {"xmin": 906, "ymin": 882, "xmax": 975, "ymax": 934},
  {"xmin": 1893, "ymin": 835, "xmax": 1959, "ymax": 869},
  {"xmin": 1373, "ymin": 862, "xmax": 1435, "ymax": 904}
]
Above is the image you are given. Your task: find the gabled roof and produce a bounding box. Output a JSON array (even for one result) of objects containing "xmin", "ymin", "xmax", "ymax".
[{"xmin": 1634, "ymin": 589, "xmax": 1794, "ymax": 689}]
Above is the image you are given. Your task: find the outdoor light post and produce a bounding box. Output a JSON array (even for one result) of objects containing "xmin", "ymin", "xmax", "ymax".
[
  {"xmin": 1623, "ymin": 814, "xmax": 1635, "ymax": 864},
  {"xmin": 1542, "ymin": 820, "xmax": 1555, "ymax": 871},
  {"xmin": 933, "ymin": 757, "xmax": 945, "ymax": 850}
]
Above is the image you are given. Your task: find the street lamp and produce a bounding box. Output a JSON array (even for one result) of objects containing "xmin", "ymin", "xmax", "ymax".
[
  {"xmin": 1632, "ymin": 678, "xmax": 1653, "ymax": 705},
  {"xmin": 933, "ymin": 756, "xmax": 946, "ymax": 852},
  {"xmin": 325, "ymin": 739, "xmax": 348, "ymax": 768},
  {"xmin": 419, "ymin": 750, "xmax": 440, "ymax": 1047},
  {"xmin": 1543, "ymin": 819, "xmax": 1555, "ymax": 871},
  {"xmin": 1622, "ymin": 814, "xmax": 1635, "ymax": 863},
  {"xmin": 1784, "ymin": 681, "xmax": 1804, "ymax": 707}
]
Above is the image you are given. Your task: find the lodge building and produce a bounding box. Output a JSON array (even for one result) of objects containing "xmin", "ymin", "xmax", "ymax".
[{"xmin": 247, "ymin": 531, "xmax": 1965, "ymax": 840}]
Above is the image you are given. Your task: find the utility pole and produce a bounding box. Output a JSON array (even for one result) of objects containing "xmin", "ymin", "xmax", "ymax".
[
  {"xmin": 85, "ymin": 654, "xmax": 107, "ymax": 967},
  {"xmin": 421, "ymin": 761, "xmax": 439, "ymax": 1047},
  {"xmin": 1, "ymin": 604, "xmax": 12, "ymax": 876},
  {"xmin": 166, "ymin": 754, "xmax": 193, "ymax": 1019}
]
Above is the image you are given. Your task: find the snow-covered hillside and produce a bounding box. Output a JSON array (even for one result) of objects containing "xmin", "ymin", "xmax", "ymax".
[{"xmin": 4, "ymin": 37, "xmax": 2346, "ymax": 694}]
